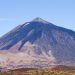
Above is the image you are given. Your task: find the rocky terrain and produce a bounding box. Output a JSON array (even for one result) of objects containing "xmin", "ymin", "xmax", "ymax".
[{"xmin": 0, "ymin": 17, "xmax": 75, "ymax": 69}]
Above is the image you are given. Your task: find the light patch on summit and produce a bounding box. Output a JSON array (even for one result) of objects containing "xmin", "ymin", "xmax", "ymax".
[
  {"xmin": 25, "ymin": 22, "xmax": 30, "ymax": 26},
  {"xmin": 32, "ymin": 17, "xmax": 49, "ymax": 24}
]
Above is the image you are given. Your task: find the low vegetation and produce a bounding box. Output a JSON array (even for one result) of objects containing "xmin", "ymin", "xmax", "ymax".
[{"xmin": 0, "ymin": 66, "xmax": 75, "ymax": 75}]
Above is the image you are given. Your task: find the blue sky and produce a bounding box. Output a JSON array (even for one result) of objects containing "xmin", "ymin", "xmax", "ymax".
[{"xmin": 0, "ymin": 0, "xmax": 75, "ymax": 36}]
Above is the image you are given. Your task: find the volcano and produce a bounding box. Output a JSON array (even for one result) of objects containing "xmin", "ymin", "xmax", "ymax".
[{"xmin": 0, "ymin": 17, "xmax": 75, "ymax": 68}]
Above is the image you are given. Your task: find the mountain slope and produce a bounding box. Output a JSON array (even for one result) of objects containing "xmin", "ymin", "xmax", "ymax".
[{"xmin": 0, "ymin": 17, "xmax": 75, "ymax": 68}]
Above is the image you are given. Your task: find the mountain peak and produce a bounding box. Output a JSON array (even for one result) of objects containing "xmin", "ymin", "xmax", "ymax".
[
  {"xmin": 32, "ymin": 17, "xmax": 49, "ymax": 24},
  {"xmin": 0, "ymin": 17, "xmax": 75, "ymax": 68}
]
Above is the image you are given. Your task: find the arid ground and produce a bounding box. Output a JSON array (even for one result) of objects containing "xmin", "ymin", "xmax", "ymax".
[{"xmin": 0, "ymin": 66, "xmax": 75, "ymax": 75}]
